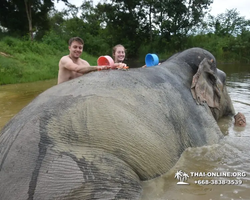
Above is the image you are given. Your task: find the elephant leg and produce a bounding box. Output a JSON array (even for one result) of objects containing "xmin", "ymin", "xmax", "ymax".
[{"xmin": 32, "ymin": 147, "xmax": 142, "ymax": 200}]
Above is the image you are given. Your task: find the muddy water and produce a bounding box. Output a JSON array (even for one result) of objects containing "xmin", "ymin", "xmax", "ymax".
[
  {"xmin": 0, "ymin": 79, "xmax": 57, "ymax": 129},
  {"xmin": 0, "ymin": 64, "xmax": 250, "ymax": 200}
]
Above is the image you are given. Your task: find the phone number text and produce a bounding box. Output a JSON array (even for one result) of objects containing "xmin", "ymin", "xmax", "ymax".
[{"xmin": 194, "ymin": 179, "xmax": 243, "ymax": 185}]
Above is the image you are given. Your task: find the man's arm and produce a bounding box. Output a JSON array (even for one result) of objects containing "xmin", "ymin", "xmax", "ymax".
[{"xmin": 60, "ymin": 56, "xmax": 108, "ymax": 74}]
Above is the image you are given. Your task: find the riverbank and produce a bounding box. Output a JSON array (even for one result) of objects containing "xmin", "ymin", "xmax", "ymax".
[{"xmin": 0, "ymin": 37, "xmax": 98, "ymax": 85}]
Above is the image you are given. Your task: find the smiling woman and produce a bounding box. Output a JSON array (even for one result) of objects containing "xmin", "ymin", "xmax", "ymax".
[{"xmin": 112, "ymin": 44, "xmax": 126, "ymax": 63}]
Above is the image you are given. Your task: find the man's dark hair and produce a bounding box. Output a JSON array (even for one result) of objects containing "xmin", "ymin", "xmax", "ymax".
[{"xmin": 68, "ymin": 37, "xmax": 84, "ymax": 46}]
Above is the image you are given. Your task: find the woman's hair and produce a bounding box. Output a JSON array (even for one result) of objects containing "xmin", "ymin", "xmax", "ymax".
[
  {"xmin": 68, "ymin": 37, "xmax": 84, "ymax": 46},
  {"xmin": 112, "ymin": 44, "xmax": 126, "ymax": 57}
]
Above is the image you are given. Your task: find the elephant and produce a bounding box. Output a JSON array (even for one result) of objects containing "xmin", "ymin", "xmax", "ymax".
[{"xmin": 0, "ymin": 47, "xmax": 235, "ymax": 200}]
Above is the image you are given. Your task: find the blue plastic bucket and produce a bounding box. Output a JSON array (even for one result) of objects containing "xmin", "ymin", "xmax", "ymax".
[{"xmin": 145, "ymin": 53, "xmax": 159, "ymax": 67}]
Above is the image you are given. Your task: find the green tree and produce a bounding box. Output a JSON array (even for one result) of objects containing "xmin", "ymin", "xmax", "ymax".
[
  {"xmin": 46, "ymin": 1, "xmax": 110, "ymax": 56},
  {"xmin": 96, "ymin": 0, "xmax": 149, "ymax": 56},
  {"xmin": 0, "ymin": 0, "xmax": 69, "ymax": 40},
  {"xmin": 94, "ymin": 0, "xmax": 213, "ymax": 55},
  {"xmin": 152, "ymin": 0, "xmax": 213, "ymax": 50},
  {"xmin": 207, "ymin": 9, "xmax": 250, "ymax": 37}
]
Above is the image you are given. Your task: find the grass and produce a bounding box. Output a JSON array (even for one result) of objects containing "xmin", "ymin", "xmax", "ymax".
[{"xmin": 0, "ymin": 37, "xmax": 98, "ymax": 85}]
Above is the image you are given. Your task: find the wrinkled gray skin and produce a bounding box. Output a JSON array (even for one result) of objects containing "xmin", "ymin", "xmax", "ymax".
[{"xmin": 0, "ymin": 48, "xmax": 235, "ymax": 200}]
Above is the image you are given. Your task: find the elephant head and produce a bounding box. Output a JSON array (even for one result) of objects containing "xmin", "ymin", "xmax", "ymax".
[{"xmin": 190, "ymin": 57, "xmax": 235, "ymax": 120}]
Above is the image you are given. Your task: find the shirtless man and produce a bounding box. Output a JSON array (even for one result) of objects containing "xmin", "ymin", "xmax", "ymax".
[{"xmin": 58, "ymin": 37, "xmax": 114, "ymax": 84}]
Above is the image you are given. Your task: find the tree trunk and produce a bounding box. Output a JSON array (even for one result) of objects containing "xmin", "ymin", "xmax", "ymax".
[
  {"xmin": 149, "ymin": 3, "xmax": 152, "ymax": 43},
  {"xmin": 24, "ymin": 0, "xmax": 33, "ymax": 41}
]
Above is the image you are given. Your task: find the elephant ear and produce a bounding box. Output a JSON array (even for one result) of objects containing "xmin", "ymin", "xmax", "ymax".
[{"xmin": 191, "ymin": 58, "xmax": 221, "ymax": 109}]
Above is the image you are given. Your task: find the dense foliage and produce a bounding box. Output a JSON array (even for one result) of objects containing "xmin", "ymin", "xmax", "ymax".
[
  {"xmin": 0, "ymin": 0, "xmax": 250, "ymax": 84},
  {"xmin": 1, "ymin": 0, "xmax": 250, "ymax": 59}
]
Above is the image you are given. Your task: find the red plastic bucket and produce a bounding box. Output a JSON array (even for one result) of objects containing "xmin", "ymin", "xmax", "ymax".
[{"xmin": 97, "ymin": 55, "xmax": 114, "ymax": 66}]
